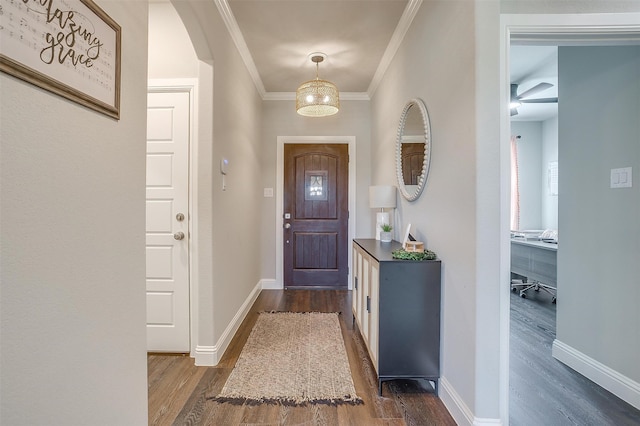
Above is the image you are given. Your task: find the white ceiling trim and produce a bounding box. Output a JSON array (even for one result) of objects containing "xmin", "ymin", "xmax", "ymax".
[
  {"xmin": 512, "ymin": 29, "xmax": 640, "ymax": 45},
  {"xmin": 215, "ymin": 0, "xmax": 421, "ymax": 102},
  {"xmin": 263, "ymin": 92, "xmax": 370, "ymax": 102},
  {"xmin": 367, "ymin": 0, "xmax": 423, "ymax": 97},
  {"xmin": 214, "ymin": 0, "xmax": 266, "ymax": 97}
]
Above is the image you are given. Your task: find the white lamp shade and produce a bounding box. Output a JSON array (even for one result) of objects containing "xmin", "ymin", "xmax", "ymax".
[{"xmin": 369, "ymin": 185, "xmax": 397, "ymax": 209}]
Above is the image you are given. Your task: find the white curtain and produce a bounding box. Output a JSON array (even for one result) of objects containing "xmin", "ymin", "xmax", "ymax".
[{"xmin": 510, "ymin": 136, "xmax": 520, "ymax": 231}]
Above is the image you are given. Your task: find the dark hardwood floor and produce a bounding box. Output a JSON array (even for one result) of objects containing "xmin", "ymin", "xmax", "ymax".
[
  {"xmin": 510, "ymin": 289, "xmax": 640, "ymax": 426},
  {"xmin": 148, "ymin": 289, "xmax": 456, "ymax": 425},
  {"xmin": 149, "ymin": 288, "xmax": 640, "ymax": 425}
]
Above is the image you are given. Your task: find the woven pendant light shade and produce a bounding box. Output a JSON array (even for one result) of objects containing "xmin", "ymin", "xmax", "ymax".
[
  {"xmin": 296, "ymin": 54, "xmax": 340, "ymax": 117},
  {"xmin": 296, "ymin": 79, "xmax": 340, "ymax": 116}
]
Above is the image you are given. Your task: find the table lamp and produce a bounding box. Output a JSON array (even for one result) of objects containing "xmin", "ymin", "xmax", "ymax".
[{"xmin": 369, "ymin": 185, "xmax": 397, "ymax": 240}]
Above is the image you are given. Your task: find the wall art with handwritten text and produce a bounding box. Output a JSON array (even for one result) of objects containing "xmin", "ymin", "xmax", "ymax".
[{"xmin": 0, "ymin": 0, "xmax": 121, "ymax": 119}]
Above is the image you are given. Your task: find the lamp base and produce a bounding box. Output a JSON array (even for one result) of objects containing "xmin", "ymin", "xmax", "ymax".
[{"xmin": 375, "ymin": 211, "xmax": 390, "ymax": 240}]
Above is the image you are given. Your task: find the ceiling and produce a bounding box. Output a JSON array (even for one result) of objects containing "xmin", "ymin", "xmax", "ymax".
[
  {"xmin": 163, "ymin": 0, "xmax": 559, "ymax": 120},
  {"xmin": 220, "ymin": 0, "xmax": 416, "ymax": 98},
  {"xmin": 510, "ymin": 45, "xmax": 558, "ymax": 121},
  {"xmin": 228, "ymin": 0, "xmax": 411, "ymax": 96}
]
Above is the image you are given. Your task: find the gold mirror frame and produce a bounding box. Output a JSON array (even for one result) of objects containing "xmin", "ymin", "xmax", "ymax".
[{"xmin": 395, "ymin": 98, "xmax": 431, "ymax": 201}]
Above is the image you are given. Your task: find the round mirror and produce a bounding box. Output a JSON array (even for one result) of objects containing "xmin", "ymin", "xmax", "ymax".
[{"xmin": 395, "ymin": 98, "xmax": 431, "ymax": 201}]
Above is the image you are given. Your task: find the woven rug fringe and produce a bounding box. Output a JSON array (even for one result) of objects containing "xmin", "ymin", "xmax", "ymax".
[
  {"xmin": 207, "ymin": 395, "xmax": 363, "ymax": 407},
  {"xmin": 260, "ymin": 310, "xmax": 342, "ymax": 315}
]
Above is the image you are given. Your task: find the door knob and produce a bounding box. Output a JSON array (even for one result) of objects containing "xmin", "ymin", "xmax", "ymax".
[
  {"xmin": 284, "ymin": 223, "xmax": 291, "ymax": 229},
  {"xmin": 174, "ymin": 232, "xmax": 185, "ymax": 240},
  {"xmin": 176, "ymin": 213, "xmax": 185, "ymax": 221}
]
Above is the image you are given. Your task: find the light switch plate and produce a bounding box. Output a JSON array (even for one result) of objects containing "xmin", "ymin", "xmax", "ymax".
[
  {"xmin": 611, "ymin": 167, "xmax": 632, "ymax": 189},
  {"xmin": 264, "ymin": 187, "xmax": 274, "ymax": 197}
]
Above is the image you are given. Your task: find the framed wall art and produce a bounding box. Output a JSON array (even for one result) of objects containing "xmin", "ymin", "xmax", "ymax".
[{"xmin": 0, "ymin": 0, "xmax": 121, "ymax": 119}]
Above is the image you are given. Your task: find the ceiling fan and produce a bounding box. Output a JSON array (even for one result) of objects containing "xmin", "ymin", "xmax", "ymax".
[{"xmin": 510, "ymin": 82, "xmax": 558, "ymax": 116}]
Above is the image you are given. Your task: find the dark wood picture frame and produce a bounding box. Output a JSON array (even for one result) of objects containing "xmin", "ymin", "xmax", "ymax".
[{"xmin": 0, "ymin": 0, "xmax": 121, "ymax": 119}]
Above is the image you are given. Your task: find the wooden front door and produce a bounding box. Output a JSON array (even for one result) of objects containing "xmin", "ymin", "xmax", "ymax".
[
  {"xmin": 283, "ymin": 144, "xmax": 349, "ymax": 288},
  {"xmin": 401, "ymin": 143, "xmax": 425, "ymax": 185}
]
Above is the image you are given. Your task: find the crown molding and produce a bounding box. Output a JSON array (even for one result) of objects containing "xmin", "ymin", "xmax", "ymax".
[
  {"xmin": 262, "ymin": 92, "xmax": 294, "ymax": 101},
  {"xmin": 367, "ymin": 0, "xmax": 423, "ymax": 97},
  {"xmin": 214, "ymin": 0, "xmax": 266, "ymax": 97},
  {"xmin": 216, "ymin": 0, "xmax": 420, "ymax": 102},
  {"xmin": 263, "ymin": 92, "xmax": 370, "ymax": 101}
]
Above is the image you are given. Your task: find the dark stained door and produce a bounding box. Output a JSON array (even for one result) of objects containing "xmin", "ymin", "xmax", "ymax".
[
  {"xmin": 401, "ymin": 143, "xmax": 425, "ymax": 185},
  {"xmin": 283, "ymin": 144, "xmax": 348, "ymax": 288}
]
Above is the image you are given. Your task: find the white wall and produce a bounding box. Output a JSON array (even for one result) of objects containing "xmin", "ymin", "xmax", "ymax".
[
  {"xmin": 501, "ymin": 0, "xmax": 640, "ymax": 14},
  {"xmin": 511, "ymin": 122, "xmax": 544, "ymax": 230},
  {"xmin": 0, "ymin": 2, "xmax": 149, "ymax": 424},
  {"xmin": 259, "ymin": 100, "xmax": 372, "ymax": 280},
  {"xmin": 555, "ymin": 45, "xmax": 640, "ymax": 395},
  {"xmin": 511, "ymin": 118, "xmax": 559, "ymax": 230},
  {"xmin": 542, "ymin": 116, "xmax": 559, "ymax": 229}
]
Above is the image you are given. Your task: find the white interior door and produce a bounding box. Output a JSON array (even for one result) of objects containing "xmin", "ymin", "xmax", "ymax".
[{"xmin": 146, "ymin": 90, "xmax": 190, "ymax": 352}]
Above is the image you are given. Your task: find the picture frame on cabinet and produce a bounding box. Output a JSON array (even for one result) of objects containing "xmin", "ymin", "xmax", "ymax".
[{"xmin": 403, "ymin": 223, "xmax": 415, "ymax": 249}]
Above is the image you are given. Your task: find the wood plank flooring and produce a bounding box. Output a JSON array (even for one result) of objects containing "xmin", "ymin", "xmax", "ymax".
[
  {"xmin": 148, "ymin": 289, "xmax": 456, "ymax": 426},
  {"xmin": 149, "ymin": 288, "xmax": 640, "ymax": 425},
  {"xmin": 510, "ymin": 289, "xmax": 640, "ymax": 426}
]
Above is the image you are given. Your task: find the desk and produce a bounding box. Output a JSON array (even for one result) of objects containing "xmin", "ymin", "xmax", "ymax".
[{"xmin": 511, "ymin": 239, "xmax": 557, "ymax": 302}]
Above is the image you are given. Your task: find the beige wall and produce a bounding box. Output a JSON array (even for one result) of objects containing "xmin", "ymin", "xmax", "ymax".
[
  {"xmin": 0, "ymin": 1, "xmax": 149, "ymax": 424},
  {"xmin": 149, "ymin": 2, "xmax": 199, "ymax": 79},
  {"xmin": 259, "ymin": 100, "xmax": 373, "ymax": 280},
  {"xmin": 170, "ymin": 1, "xmax": 264, "ymax": 351},
  {"xmin": 371, "ymin": 0, "xmax": 481, "ymax": 417}
]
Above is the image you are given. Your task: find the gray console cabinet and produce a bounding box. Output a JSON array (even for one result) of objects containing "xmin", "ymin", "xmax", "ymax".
[{"xmin": 352, "ymin": 239, "xmax": 442, "ymax": 394}]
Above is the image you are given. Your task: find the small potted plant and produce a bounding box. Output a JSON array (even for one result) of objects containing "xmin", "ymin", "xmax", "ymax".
[{"xmin": 380, "ymin": 224, "xmax": 393, "ymax": 242}]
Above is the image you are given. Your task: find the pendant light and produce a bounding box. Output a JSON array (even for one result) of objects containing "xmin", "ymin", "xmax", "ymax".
[{"xmin": 296, "ymin": 53, "xmax": 340, "ymax": 117}]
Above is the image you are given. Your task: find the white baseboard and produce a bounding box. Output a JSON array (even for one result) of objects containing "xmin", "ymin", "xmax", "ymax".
[
  {"xmin": 439, "ymin": 377, "xmax": 503, "ymax": 426},
  {"xmin": 260, "ymin": 279, "xmax": 281, "ymax": 290},
  {"xmin": 194, "ymin": 281, "xmax": 262, "ymax": 366},
  {"xmin": 473, "ymin": 418, "xmax": 503, "ymax": 425},
  {"xmin": 553, "ymin": 339, "xmax": 640, "ymax": 410},
  {"xmin": 194, "ymin": 345, "xmax": 216, "ymax": 366},
  {"xmin": 440, "ymin": 377, "xmax": 475, "ymax": 426}
]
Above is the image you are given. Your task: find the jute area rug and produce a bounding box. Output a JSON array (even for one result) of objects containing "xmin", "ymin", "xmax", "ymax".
[{"xmin": 209, "ymin": 311, "xmax": 363, "ymax": 406}]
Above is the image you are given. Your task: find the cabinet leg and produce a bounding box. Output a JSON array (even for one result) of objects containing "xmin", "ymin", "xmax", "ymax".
[{"xmin": 378, "ymin": 379, "xmax": 382, "ymax": 395}]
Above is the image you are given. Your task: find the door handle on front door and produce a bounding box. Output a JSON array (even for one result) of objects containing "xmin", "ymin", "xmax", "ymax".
[
  {"xmin": 174, "ymin": 232, "xmax": 185, "ymax": 240},
  {"xmin": 284, "ymin": 223, "xmax": 291, "ymax": 229},
  {"xmin": 176, "ymin": 213, "xmax": 185, "ymax": 221}
]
